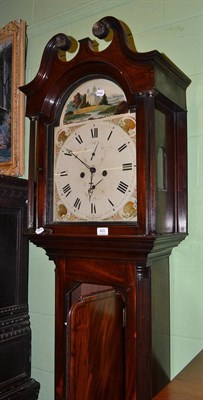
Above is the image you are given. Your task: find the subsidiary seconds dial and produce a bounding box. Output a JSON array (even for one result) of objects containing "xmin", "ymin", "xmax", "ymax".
[{"xmin": 54, "ymin": 117, "xmax": 137, "ymax": 221}]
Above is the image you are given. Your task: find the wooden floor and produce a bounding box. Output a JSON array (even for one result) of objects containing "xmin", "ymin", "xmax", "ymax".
[{"xmin": 153, "ymin": 351, "xmax": 203, "ymax": 400}]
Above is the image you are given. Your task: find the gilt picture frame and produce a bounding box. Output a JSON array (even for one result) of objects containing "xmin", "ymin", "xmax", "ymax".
[{"xmin": 0, "ymin": 20, "xmax": 26, "ymax": 176}]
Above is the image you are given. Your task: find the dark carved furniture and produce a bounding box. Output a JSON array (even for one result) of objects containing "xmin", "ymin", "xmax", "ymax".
[
  {"xmin": 20, "ymin": 17, "xmax": 191, "ymax": 400},
  {"xmin": 0, "ymin": 176, "xmax": 40, "ymax": 399}
]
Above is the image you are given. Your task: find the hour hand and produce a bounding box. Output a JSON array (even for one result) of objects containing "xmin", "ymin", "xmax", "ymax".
[
  {"xmin": 90, "ymin": 142, "xmax": 99, "ymax": 160},
  {"xmin": 88, "ymin": 178, "xmax": 103, "ymax": 200}
]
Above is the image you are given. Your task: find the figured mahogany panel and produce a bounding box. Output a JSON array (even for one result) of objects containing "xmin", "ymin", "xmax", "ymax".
[{"xmin": 67, "ymin": 289, "xmax": 124, "ymax": 400}]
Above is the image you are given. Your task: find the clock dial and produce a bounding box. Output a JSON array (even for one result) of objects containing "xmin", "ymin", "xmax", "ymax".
[{"xmin": 54, "ymin": 114, "xmax": 137, "ymax": 222}]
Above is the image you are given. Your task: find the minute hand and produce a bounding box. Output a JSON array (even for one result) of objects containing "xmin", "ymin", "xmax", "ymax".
[{"xmin": 65, "ymin": 149, "xmax": 91, "ymax": 170}]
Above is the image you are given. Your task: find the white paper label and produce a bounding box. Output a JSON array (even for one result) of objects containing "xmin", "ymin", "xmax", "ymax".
[
  {"xmin": 97, "ymin": 227, "xmax": 109, "ymax": 236},
  {"xmin": 35, "ymin": 227, "xmax": 45, "ymax": 234}
]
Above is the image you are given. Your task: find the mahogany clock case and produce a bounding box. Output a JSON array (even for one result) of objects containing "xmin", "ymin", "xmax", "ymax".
[
  {"xmin": 20, "ymin": 16, "xmax": 191, "ymax": 400},
  {"xmin": 0, "ymin": 176, "xmax": 40, "ymax": 399}
]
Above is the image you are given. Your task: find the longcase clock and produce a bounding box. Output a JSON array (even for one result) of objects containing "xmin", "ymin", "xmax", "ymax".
[{"xmin": 20, "ymin": 16, "xmax": 191, "ymax": 400}]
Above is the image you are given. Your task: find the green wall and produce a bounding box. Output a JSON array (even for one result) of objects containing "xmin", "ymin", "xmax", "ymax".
[{"xmin": 0, "ymin": 1, "xmax": 202, "ymax": 399}]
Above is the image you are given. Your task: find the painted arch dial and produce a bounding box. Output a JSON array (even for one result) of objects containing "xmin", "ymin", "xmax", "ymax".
[{"xmin": 54, "ymin": 116, "xmax": 137, "ymax": 222}]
